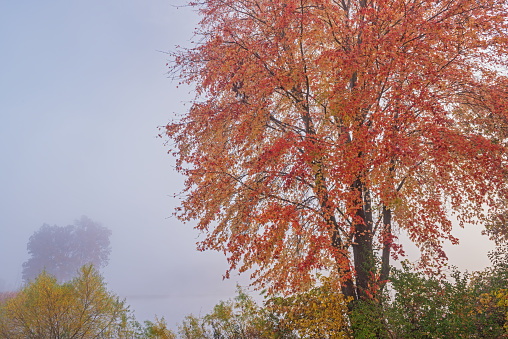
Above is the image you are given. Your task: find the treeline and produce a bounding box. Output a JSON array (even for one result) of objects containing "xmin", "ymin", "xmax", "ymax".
[
  {"xmin": 0, "ymin": 260, "xmax": 507, "ymax": 338},
  {"xmin": 177, "ymin": 261, "xmax": 508, "ymax": 338}
]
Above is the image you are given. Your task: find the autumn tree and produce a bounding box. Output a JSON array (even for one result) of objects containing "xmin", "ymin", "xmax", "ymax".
[
  {"xmin": 22, "ymin": 216, "xmax": 112, "ymax": 282},
  {"xmin": 0, "ymin": 265, "xmax": 133, "ymax": 338},
  {"xmin": 138, "ymin": 317, "xmax": 177, "ymax": 339},
  {"xmin": 265, "ymin": 276, "xmax": 351, "ymax": 338},
  {"xmin": 166, "ymin": 0, "xmax": 508, "ymax": 316}
]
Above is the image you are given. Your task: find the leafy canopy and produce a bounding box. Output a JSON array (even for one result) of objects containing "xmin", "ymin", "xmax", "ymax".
[
  {"xmin": 0, "ymin": 265, "xmax": 131, "ymax": 338},
  {"xmin": 167, "ymin": 0, "xmax": 508, "ymax": 300},
  {"xmin": 22, "ymin": 216, "xmax": 112, "ymax": 282}
]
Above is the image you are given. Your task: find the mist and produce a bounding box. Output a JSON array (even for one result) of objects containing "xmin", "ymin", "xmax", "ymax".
[{"xmin": 0, "ymin": 0, "xmax": 496, "ymax": 330}]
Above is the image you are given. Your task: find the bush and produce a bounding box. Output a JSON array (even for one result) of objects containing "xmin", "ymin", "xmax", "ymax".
[
  {"xmin": 0, "ymin": 265, "xmax": 137, "ymax": 338},
  {"xmin": 176, "ymin": 263, "xmax": 508, "ymax": 339},
  {"xmin": 385, "ymin": 261, "xmax": 508, "ymax": 338}
]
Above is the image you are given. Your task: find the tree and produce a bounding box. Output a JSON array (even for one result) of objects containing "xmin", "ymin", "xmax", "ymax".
[
  {"xmin": 0, "ymin": 292, "xmax": 16, "ymax": 307},
  {"xmin": 381, "ymin": 261, "xmax": 508, "ymax": 338},
  {"xmin": 166, "ymin": 0, "xmax": 508, "ymax": 317},
  {"xmin": 265, "ymin": 276, "xmax": 351, "ymax": 338},
  {"xmin": 137, "ymin": 317, "xmax": 177, "ymax": 339},
  {"xmin": 0, "ymin": 265, "xmax": 133, "ymax": 338},
  {"xmin": 178, "ymin": 286, "xmax": 288, "ymax": 339},
  {"xmin": 22, "ymin": 216, "xmax": 112, "ymax": 282}
]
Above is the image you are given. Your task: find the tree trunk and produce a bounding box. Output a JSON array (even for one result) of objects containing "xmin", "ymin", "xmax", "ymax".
[
  {"xmin": 351, "ymin": 178, "xmax": 374, "ymax": 298},
  {"xmin": 380, "ymin": 206, "xmax": 392, "ymax": 285}
]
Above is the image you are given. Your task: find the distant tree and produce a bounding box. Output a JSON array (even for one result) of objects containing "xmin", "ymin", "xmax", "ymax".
[
  {"xmin": 0, "ymin": 265, "xmax": 134, "ymax": 338},
  {"xmin": 22, "ymin": 216, "xmax": 111, "ymax": 282}
]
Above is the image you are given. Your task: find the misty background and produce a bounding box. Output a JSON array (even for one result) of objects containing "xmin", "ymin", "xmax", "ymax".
[{"xmin": 0, "ymin": 0, "xmax": 497, "ymax": 329}]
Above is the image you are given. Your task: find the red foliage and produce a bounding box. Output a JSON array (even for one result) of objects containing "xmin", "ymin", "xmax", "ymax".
[{"xmin": 167, "ymin": 0, "xmax": 508, "ymax": 300}]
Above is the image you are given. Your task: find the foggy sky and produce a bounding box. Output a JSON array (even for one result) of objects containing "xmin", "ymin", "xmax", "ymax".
[{"xmin": 0, "ymin": 0, "xmax": 496, "ymax": 328}]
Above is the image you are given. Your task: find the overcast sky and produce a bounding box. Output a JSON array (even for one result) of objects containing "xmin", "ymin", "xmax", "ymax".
[{"xmin": 0, "ymin": 0, "xmax": 497, "ymax": 329}]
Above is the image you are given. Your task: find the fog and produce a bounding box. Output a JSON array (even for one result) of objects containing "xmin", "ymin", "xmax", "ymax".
[{"xmin": 0, "ymin": 0, "xmax": 496, "ymax": 330}]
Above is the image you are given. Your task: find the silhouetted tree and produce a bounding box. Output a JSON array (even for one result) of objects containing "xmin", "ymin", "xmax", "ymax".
[{"xmin": 22, "ymin": 216, "xmax": 111, "ymax": 282}]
